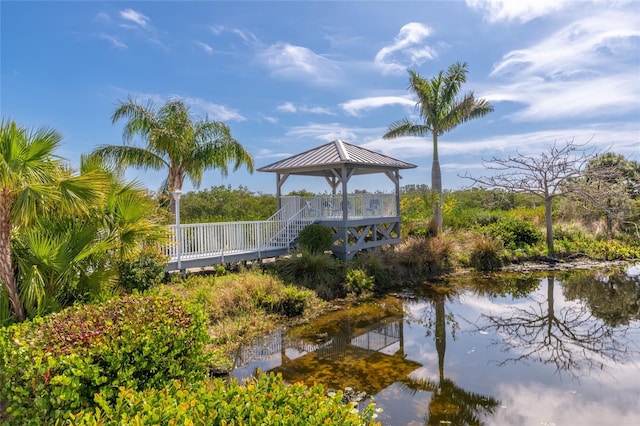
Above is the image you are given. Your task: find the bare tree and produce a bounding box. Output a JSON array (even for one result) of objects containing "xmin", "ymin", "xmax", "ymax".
[{"xmin": 463, "ymin": 140, "xmax": 596, "ymax": 257}]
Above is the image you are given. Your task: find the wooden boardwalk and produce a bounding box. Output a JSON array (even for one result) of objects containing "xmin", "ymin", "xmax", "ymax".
[{"xmin": 165, "ymin": 194, "xmax": 399, "ymax": 271}]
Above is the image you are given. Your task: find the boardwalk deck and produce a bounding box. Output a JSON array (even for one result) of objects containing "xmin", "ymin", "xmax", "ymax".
[{"xmin": 165, "ymin": 194, "xmax": 399, "ymax": 271}]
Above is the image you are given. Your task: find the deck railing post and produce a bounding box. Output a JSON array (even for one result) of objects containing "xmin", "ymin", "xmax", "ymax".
[{"xmin": 172, "ymin": 189, "xmax": 183, "ymax": 272}]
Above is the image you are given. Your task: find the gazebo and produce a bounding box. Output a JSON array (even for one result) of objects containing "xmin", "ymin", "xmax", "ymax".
[{"xmin": 257, "ymin": 140, "xmax": 417, "ymax": 260}]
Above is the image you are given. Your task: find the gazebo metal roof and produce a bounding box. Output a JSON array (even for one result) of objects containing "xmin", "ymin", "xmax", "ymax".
[{"xmin": 257, "ymin": 139, "xmax": 417, "ymax": 176}]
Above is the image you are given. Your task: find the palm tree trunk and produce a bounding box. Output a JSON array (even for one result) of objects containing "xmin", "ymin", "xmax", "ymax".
[
  {"xmin": 0, "ymin": 192, "xmax": 26, "ymax": 321},
  {"xmin": 432, "ymin": 134, "xmax": 443, "ymax": 235},
  {"xmin": 432, "ymin": 160, "xmax": 443, "ymax": 235}
]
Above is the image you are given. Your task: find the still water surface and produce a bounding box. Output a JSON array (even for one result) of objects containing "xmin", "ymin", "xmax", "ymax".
[{"xmin": 233, "ymin": 265, "xmax": 640, "ymax": 425}]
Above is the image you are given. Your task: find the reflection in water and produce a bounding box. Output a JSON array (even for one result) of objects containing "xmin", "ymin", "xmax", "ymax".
[
  {"xmin": 233, "ymin": 265, "xmax": 640, "ymax": 425},
  {"xmin": 402, "ymin": 290, "xmax": 500, "ymax": 426},
  {"xmin": 234, "ymin": 296, "xmax": 421, "ymax": 395},
  {"xmin": 474, "ymin": 274, "xmax": 636, "ymax": 376}
]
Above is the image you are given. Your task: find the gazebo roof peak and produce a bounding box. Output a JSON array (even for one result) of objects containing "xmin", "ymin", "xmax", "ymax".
[{"xmin": 257, "ymin": 139, "xmax": 416, "ymax": 175}]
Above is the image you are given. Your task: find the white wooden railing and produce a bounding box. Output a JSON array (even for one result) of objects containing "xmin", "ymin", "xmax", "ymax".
[
  {"xmin": 166, "ymin": 196, "xmax": 317, "ymax": 263},
  {"xmin": 165, "ymin": 193, "xmax": 398, "ymax": 266}
]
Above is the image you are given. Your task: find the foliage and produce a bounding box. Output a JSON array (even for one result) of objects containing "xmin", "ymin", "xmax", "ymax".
[
  {"xmin": 344, "ymin": 269, "xmax": 375, "ymax": 295},
  {"xmin": 488, "ymin": 219, "xmax": 543, "ymax": 250},
  {"xmin": 468, "ymin": 234, "xmax": 504, "ymax": 271},
  {"xmin": 180, "ymin": 185, "xmax": 277, "ymax": 223},
  {"xmin": 254, "ymin": 284, "xmax": 312, "ymax": 318},
  {"xmin": 350, "ymin": 251, "xmax": 395, "ymax": 290},
  {"xmin": 298, "ymin": 223, "xmax": 334, "ymax": 254},
  {"xmin": 1, "ymin": 119, "xmax": 110, "ymax": 322},
  {"xmin": 117, "ymin": 246, "xmax": 168, "ymax": 293},
  {"xmin": 68, "ymin": 373, "xmax": 380, "ymax": 426},
  {"xmin": 0, "ymin": 294, "xmax": 210, "ymax": 425},
  {"xmin": 270, "ymin": 252, "xmax": 347, "ymax": 300}
]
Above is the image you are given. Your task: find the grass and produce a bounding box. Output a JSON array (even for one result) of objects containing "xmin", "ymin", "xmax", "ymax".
[{"xmin": 154, "ymin": 270, "xmax": 327, "ymax": 370}]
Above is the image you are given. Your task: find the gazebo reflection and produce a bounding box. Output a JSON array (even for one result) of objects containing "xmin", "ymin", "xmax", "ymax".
[{"xmin": 232, "ymin": 296, "xmax": 421, "ymax": 395}]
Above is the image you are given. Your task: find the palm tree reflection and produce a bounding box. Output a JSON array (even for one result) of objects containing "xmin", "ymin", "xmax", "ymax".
[{"xmin": 403, "ymin": 288, "xmax": 500, "ymax": 425}]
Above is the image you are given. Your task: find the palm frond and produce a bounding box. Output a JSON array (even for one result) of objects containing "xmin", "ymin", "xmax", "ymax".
[
  {"xmin": 383, "ymin": 118, "xmax": 430, "ymax": 139},
  {"xmin": 89, "ymin": 145, "xmax": 167, "ymax": 171},
  {"xmin": 112, "ymin": 96, "xmax": 158, "ymax": 143}
]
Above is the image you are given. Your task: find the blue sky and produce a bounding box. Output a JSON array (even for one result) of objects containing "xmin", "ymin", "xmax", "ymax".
[{"xmin": 2, "ymin": 0, "xmax": 639, "ymax": 195}]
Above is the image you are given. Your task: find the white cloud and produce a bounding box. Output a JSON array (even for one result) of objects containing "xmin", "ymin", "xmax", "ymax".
[
  {"xmin": 99, "ymin": 34, "xmax": 127, "ymax": 49},
  {"xmin": 120, "ymin": 9, "xmax": 151, "ymax": 30},
  {"xmin": 210, "ymin": 25, "xmax": 258, "ymax": 45},
  {"xmin": 260, "ymin": 43, "xmax": 342, "ymax": 86},
  {"xmin": 375, "ymin": 23, "xmax": 436, "ymax": 75},
  {"xmin": 361, "ymin": 124, "xmax": 640, "ymax": 160},
  {"xmin": 491, "ymin": 13, "xmax": 640, "ymax": 78},
  {"xmin": 285, "ymin": 123, "xmax": 384, "ymax": 143},
  {"xmin": 488, "ymin": 10, "xmax": 640, "ymax": 122},
  {"xmin": 196, "ymin": 41, "xmax": 213, "ymax": 54},
  {"xmin": 466, "ymin": 0, "xmax": 570, "ymax": 23},
  {"xmin": 111, "ymin": 88, "xmax": 245, "ymax": 123},
  {"xmin": 277, "ymin": 102, "xmax": 297, "ymax": 113},
  {"xmin": 340, "ymin": 96, "xmax": 415, "ymax": 116},
  {"xmin": 277, "ymin": 103, "xmax": 333, "ymax": 115},
  {"xmin": 181, "ymin": 96, "xmax": 246, "ymax": 122}
]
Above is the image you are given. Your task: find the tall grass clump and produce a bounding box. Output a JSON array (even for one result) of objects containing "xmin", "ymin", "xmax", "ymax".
[
  {"xmin": 390, "ymin": 235, "xmax": 455, "ymax": 279},
  {"xmin": 468, "ymin": 234, "xmax": 504, "ymax": 271}
]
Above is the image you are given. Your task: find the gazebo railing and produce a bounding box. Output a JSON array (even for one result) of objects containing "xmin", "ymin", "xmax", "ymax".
[{"xmin": 285, "ymin": 193, "xmax": 397, "ymax": 219}]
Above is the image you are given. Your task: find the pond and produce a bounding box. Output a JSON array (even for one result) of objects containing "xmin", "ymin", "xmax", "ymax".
[{"xmin": 232, "ymin": 264, "xmax": 640, "ymax": 425}]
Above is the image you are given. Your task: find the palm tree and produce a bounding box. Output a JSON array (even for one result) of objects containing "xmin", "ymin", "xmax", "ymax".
[
  {"xmin": 1, "ymin": 119, "xmax": 107, "ymax": 322},
  {"xmin": 384, "ymin": 62, "xmax": 493, "ymax": 234},
  {"xmin": 90, "ymin": 97, "xmax": 254, "ymax": 220}
]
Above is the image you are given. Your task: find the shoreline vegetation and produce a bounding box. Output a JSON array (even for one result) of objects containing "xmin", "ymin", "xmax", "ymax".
[{"xmin": 2, "ymin": 242, "xmax": 637, "ymax": 424}]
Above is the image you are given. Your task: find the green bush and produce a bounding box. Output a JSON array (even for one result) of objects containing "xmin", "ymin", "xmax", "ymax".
[
  {"xmin": 344, "ymin": 269, "xmax": 375, "ymax": 295},
  {"xmin": 117, "ymin": 246, "xmax": 168, "ymax": 293},
  {"xmin": 469, "ymin": 234, "xmax": 504, "ymax": 271},
  {"xmin": 298, "ymin": 224, "xmax": 334, "ymax": 254},
  {"xmin": 488, "ymin": 219, "xmax": 543, "ymax": 250},
  {"xmin": 271, "ymin": 252, "xmax": 346, "ymax": 299},
  {"xmin": 254, "ymin": 285, "xmax": 312, "ymax": 317},
  {"xmin": 0, "ymin": 295, "xmax": 210, "ymax": 425},
  {"xmin": 69, "ymin": 373, "xmax": 379, "ymax": 425}
]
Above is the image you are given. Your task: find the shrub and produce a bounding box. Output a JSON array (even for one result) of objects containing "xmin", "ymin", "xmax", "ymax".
[
  {"xmin": 0, "ymin": 295, "xmax": 210, "ymax": 425},
  {"xmin": 469, "ymin": 234, "xmax": 504, "ymax": 271},
  {"xmin": 271, "ymin": 252, "xmax": 346, "ymax": 299},
  {"xmin": 392, "ymin": 235, "xmax": 455, "ymax": 279},
  {"xmin": 254, "ymin": 285, "xmax": 312, "ymax": 318},
  {"xmin": 117, "ymin": 246, "xmax": 168, "ymax": 293},
  {"xmin": 69, "ymin": 373, "xmax": 380, "ymax": 425},
  {"xmin": 298, "ymin": 224, "xmax": 333, "ymax": 254},
  {"xmin": 344, "ymin": 269, "xmax": 375, "ymax": 295},
  {"xmin": 488, "ymin": 219, "xmax": 543, "ymax": 250}
]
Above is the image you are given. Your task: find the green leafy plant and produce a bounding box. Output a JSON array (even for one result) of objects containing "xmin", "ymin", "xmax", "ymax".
[
  {"xmin": 297, "ymin": 224, "xmax": 333, "ymax": 254},
  {"xmin": 488, "ymin": 219, "xmax": 543, "ymax": 250},
  {"xmin": 117, "ymin": 246, "xmax": 168, "ymax": 293},
  {"xmin": 68, "ymin": 373, "xmax": 380, "ymax": 425},
  {"xmin": 344, "ymin": 269, "xmax": 375, "ymax": 295},
  {"xmin": 0, "ymin": 295, "xmax": 210, "ymax": 424}
]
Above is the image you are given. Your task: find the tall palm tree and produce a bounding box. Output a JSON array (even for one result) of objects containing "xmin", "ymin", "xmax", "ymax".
[
  {"xmin": 1, "ymin": 119, "xmax": 107, "ymax": 322},
  {"xmin": 90, "ymin": 97, "xmax": 254, "ymax": 220},
  {"xmin": 384, "ymin": 62, "xmax": 493, "ymax": 234}
]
